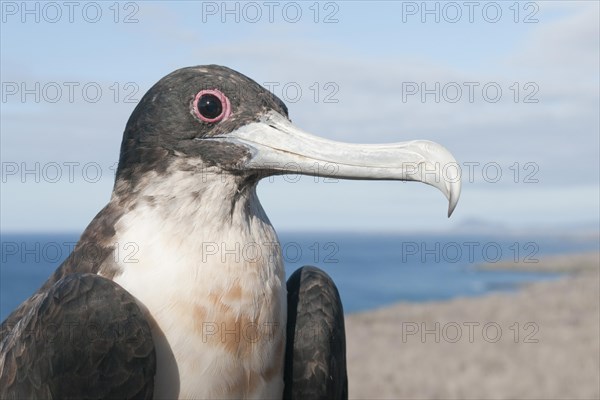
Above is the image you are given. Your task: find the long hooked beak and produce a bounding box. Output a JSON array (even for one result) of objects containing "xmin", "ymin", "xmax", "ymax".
[{"xmin": 219, "ymin": 111, "xmax": 461, "ymax": 217}]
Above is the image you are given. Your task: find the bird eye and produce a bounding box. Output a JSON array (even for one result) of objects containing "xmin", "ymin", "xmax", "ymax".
[{"xmin": 192, "ymin": 89, "xmax": 231, "ymax": 123}]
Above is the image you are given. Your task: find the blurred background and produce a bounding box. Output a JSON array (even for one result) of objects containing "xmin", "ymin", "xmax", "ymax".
[
  {"xmin": 2, "ymin": 1, "xmax": 598, "ymax": 233},
  {"xmin": 1, "ymin": 1, "xmax": 599, "ymax": 398}
]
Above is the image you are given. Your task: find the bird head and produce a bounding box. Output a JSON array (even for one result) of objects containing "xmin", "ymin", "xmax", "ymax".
[{"xmin": 115, "ymin": 65, "xmax": 460, "ymax": 216}]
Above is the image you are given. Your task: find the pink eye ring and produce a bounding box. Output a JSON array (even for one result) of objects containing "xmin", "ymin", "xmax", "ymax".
[{"xmin": 192, "ymin": 89, "xmax": 231, "ymax": 123}]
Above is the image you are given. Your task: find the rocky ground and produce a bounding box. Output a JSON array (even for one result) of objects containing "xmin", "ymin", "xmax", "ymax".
[{"xmin": 345, "ymin": 252, "xmax": 600, "ymax": 399}]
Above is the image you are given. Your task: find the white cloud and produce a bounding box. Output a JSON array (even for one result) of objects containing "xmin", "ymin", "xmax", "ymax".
[{"xmin": 513, "ymin": 2, "xmax": 599, "ymax": 72}]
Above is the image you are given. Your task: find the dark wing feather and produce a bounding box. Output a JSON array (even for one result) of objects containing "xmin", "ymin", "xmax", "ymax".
[
  {"xmin": 1, "ymin": 203, "xmax": 124, "ymax": 334},
  {"xmin": 0, "ymin": 273, "xmax": 155, "ymax": 400},
  {"xmin": 284, "ymin": 266, "xmax": 348, "ymax": 400}
]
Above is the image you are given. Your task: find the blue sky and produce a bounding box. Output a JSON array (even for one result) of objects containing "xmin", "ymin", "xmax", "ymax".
[{"xmin": 1, "ymin": 1, "xmax": 598, "ymax": 233}]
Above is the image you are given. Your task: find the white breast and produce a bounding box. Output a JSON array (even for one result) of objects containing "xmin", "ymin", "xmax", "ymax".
[{"xmin": 105, "ymin": 169, "xmax": 287, "ymax": 399}]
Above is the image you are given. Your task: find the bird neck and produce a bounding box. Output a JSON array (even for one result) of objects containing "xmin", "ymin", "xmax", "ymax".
[
  {"xmin": 112, "ymin": 159, "xmax": 257, "ymax": 222},
  {"xmin": 106, "ymin": 162, "xmax": 283, "ymax": 279}
]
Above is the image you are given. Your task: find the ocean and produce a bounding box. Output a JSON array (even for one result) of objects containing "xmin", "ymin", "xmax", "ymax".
[{"xmin": 1, "ymin": 231, "xmax": 598, "ymax": 321}]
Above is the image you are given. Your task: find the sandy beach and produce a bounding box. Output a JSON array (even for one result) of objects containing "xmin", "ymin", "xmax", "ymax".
[{"xmin": 345, "ymin": 252, "xmax": 600, "ymax": 399}]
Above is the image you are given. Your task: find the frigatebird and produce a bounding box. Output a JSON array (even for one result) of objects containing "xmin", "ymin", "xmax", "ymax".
[{"xmin": 0, "ymin": 65, "xmax": 461, "ymax": 399}]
